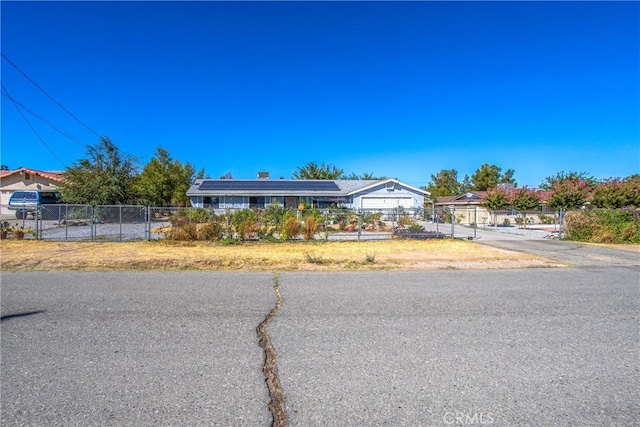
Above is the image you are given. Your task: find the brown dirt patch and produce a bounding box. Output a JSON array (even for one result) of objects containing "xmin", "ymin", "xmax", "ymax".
[{"xmin": 0, "ymin": 239, "xmax": 563, "ymax": 272}]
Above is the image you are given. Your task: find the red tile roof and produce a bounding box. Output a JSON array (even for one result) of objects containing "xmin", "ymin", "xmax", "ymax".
[{"xmin": 0, "ymin": 168, "xmax": 64, "ymax": 182}]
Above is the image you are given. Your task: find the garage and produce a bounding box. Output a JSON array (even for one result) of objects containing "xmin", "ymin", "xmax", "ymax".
[{"xmin": 361, "ymin": 197, "xmax": 413, "ymax": 209}]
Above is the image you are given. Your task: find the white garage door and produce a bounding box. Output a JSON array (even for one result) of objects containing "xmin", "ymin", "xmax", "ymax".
[{"xmin": 361, "ymin": 197, "xmax": 413, "ymax": 209}]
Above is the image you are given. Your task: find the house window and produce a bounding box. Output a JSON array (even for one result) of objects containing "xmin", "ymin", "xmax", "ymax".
[
  {"xmin": 249, "ymin": 196, "xmax": 265, "ymax": 209},
  {"xmin": 24, "ymin": 172, "xmax": 31, "ymax": 180},
  {"xmin": 203, "ymin": 197, "xmax": 219, "ymax": 208}
]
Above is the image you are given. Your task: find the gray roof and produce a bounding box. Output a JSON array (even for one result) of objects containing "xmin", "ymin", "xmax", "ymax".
[{"xmin": 187, "ymin": 179, "xmax": 381, "ymax": 197}]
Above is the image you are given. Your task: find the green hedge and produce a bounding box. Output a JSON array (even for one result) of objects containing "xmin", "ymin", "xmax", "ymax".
[{"xmin": 564, "ymin": 209, "xmax": 640, "ymax": 244}]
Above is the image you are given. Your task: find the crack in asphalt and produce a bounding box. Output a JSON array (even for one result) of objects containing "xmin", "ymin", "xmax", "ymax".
[{"xmin": 257, "ymin": 274, "xmax": 287, "ymax": 427}]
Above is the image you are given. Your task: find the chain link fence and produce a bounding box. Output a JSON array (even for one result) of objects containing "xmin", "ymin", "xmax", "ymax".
[
  {"xmin": 1, "ymin": 204, "xmax": 149, "ymax": 241},
  {"xmin": 424, "ymin": 206, "xmax": 564, "ymax": 239},
  {"xmin": 0, "ymin": 203, "xmax": 569, "ymax": 242},
  {"xmin": 1, "ymin": 204, "xmax": 433, "ymax": 241}
]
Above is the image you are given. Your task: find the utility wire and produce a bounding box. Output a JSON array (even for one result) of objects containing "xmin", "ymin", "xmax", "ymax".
[
  {"xmin": 1, "ymin": 83, "xmax": 67, "ymax": 168},
  {"xmin": 1, "ymin": 52, "xmax": 103, "ymax": 139},
  {"xmin": 1, "ymin": 89, "xmax": 88, "ymax": 148}
]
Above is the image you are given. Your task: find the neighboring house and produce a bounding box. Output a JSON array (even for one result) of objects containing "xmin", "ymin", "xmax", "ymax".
[
  {"xmin": 187, "ymin": 178, "xmax": 429, "ymax": 211},
  {"xmin": 435, "ymin": 191, "xmax": 490, "ymax": 225},
  {"xmin": 0, "ymin": 168, "xmax": 64, "ymax": 206}
]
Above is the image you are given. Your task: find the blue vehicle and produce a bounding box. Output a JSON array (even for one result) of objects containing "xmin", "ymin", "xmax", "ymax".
[{"xmin": 8, "ymin": 190, "xmax": 62, "ymax": 219}]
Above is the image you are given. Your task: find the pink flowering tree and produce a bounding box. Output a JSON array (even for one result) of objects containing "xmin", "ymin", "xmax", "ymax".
[
  {"xmin": 510, "ymin": 187, "xmax": 541, "ymax": 228},
  {"xmin": 546, "ymin": 179, "xmax": 592, "ymax": 210},
  {"xmin": 481, "ymin": 188, "xmax": 511, "ymax": 226},
  {"xmin": 593, "ymin": 175, "xmax": 640, "ymax": 208}
]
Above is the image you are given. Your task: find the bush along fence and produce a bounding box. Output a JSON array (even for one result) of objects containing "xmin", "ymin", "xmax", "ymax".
[{"xmin": 0, "ymin": 204, "xmax": 429, "ymax": 242}]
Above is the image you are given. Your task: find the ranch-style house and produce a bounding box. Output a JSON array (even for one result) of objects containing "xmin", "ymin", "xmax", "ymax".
[{"xmin": 187, "ymin": 178, "xmax": 429, "ymax": 211}]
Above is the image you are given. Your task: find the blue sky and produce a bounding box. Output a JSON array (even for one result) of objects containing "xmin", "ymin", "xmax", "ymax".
[{"xmin": 1, "ymin": 1, "xmax": 638, "ymax": 188}]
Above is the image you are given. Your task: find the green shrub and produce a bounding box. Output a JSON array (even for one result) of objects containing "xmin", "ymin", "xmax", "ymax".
[
  {"xmin": 405, "ymin": 222, "xmax": 425, "ymax": 233},
  {"xmin": 231, "ymin": 209, "xmax": 259, "ymax": 241},
  {"xmin": 564, "ymin": 209, "xmax": 640, "ymax": 243},
  {"xmin": 538, "ymin": 214, "xmax": 555, "ymax": 224},
  {"xmin": 261, "ymin": 203, "xmax": 295, "ymax": 240},
  {"xmin": 399, "ymin": 216, "xmax": 414, "ymax": 226}
]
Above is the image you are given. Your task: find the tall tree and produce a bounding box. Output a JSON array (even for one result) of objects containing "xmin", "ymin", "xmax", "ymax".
[
  {"xmin": 135, "ymin": 147, "xmax": 200, "ymax": 206},
  {"xmin": 460, "ymin": 174, "xmax": 472, "ymax": 192},
  {"xmin": 470, "ymin": 164, "xmax": 516, "ymax": 191},
  {"xmin": 481, "ymin": 188, "xmax": 511, "ymax": 226},
  {"xmin": 539, "ymin": 171, "xmax": 598, "ymax": 191},
  {"xmin": 57, "ymin": 137, "xmax": 138, "ymax": 205},
  {"xmin": 293, "ymin": 162, "xmax": 343, "ymax": 180},
  {"xmin": 424, "ymin": 169, "xmax": 462, "ymax": 198}
]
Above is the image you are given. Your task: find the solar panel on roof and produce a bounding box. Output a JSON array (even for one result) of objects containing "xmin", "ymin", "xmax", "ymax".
[{"xmin": 198, "ymin": 180, "xmax": 340, "ymax": 192}]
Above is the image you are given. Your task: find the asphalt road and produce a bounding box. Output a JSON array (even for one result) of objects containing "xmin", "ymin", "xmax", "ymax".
[
  {"xmin": 1, "ymin": 245, "xmax": 639, "ymax": 426},
  {"xmin": 1, "ymin": 272, "xmax": 275, "ymax": 426},
  {"xmin": 271, "ymin": 269, "xmax": 639, "ymax": 426}
]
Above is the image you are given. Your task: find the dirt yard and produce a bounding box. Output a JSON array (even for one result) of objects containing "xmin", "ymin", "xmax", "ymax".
[{"xmin": 0, "ymin": 239, "xmax": 563, "ymax": 271}]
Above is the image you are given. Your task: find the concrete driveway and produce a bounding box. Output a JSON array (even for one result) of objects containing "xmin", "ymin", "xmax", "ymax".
[{"xmin": 420, "ymin": 220, "xmax": 639, "ymax": 268}]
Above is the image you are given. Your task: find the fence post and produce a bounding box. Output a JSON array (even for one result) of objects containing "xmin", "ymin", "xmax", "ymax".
[
  {"xmin": 391, "ymin": 209, "xmax": 396, "ymax": 236},
  {"xmin": 91, "ymin": 206, "xmax": 95, "ymax": 241},
  {"xmin": 147, "ymin": 206, "xmax": 151, "ymax": 241},
  {"xmin": 357, "ymin": 212, "xmax": 361, "ymax": 241},
  {"xmin": 34, "ymin": 203, "xmax": 40, "ymax": 240},
  {"xmin": 559, "ymin": 208, "xmax": 564, "ymax": 239},
  {"xmin": 451, "ymin": 207, "xmax": 455, "ymax": 238},
  {"xmin": 325, "ymin": 211, "xmax": 329, "ymax": 241},
  {"xmin": 474, "ymin": 206, "xmax": 477, "ymax": 240},
  {"xmin": 64, "ymin": 205, "xmax": 68, "ymax": 241}
]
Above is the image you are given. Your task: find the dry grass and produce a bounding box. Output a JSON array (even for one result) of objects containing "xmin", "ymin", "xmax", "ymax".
[{"xmin": 0, "ymin": 239, "xmax": 561, "ymax": 272}]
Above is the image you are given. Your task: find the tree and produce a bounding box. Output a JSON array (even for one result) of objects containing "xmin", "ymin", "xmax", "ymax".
[
  {"xmin": 425, "ymin": 169, "xmax": 462, "ymax": 198},
  {"xmin": 539, "ymin": 171, "xmax": 598, "ymax": 191},
  {"xmin": 546, "ymin": 179, "xmax": 592, "ymax": 210},
  {"xmin": 293, "ymin": 162, "xmax": 343, "ymax": 180},
  {"xmin": 57, "ymin": 137, "xmax": 138, "ymax": 205},
  {"xmin": 135, "ymin": 147, "xmax": 200, "ymax": 206},
  {"xmin": 220, "ymin": 172, "xmax": 233, "ymax": 179},
  {"xmin": 0, "ymin": 164, "xmax": 9, "ymax": 171},
  {"xmin": 481, "ymin": 188, "xmax": 511, "ymax": 226},
  {"xmin": 460, "ymin": 174, "xmax": 472, "ymax": 192},
  {"xmin": 510, "ymin": 187, "xmax": 541, "ymax": 229},
  {"xmin": 470, "ymin": 164, "xmax": 516, "ymax": 191},
  {"xmin": 341, "ymin": 172, "xmax": 388, "ymax": 180},
  {"xmin": 592, "ymin": 175, "xmax": 640, "ymax": 208}
]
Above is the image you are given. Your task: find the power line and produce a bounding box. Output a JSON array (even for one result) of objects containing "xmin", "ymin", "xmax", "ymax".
[
  {"xmin": 1, "ymin": 52, "xmax": 103, "ymax": 139},
  {"xmin": 1, "ymin": 89, "xmax": 88, "ymax": 148},
  {"xmin": 1, "ymin": 83, "xmax": 67, "ymax": 168}
]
